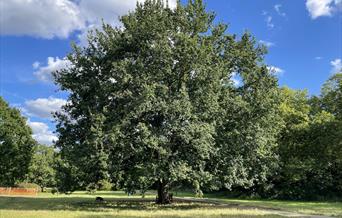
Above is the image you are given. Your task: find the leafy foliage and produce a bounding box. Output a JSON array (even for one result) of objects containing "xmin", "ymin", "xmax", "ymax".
[
  {"xmin": 321, "ymin": 73, "xmax": 342, "ymax": 119},
  {"xmin": 258, "ymin": 85, "xmax": 342, "ymax": 199},
  {"xmin": 0, "ymin": 97, "xmax": 36, "ymax": 186},
  {"xmin": 26, "ymin": 144, "xmax": 57, "ymax": 189},
  {"xmin": 53, "ymin": 0, "xmax": 280, "ymax": 202},
  {"xmin": 51, "ymin": 0, "xmax": 341, "ymax": 202}
]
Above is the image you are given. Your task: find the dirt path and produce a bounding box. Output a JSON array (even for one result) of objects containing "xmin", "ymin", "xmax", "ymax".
[{"xmin": 174, "ymin": 197, "xmax": 332, "ymax": 218}]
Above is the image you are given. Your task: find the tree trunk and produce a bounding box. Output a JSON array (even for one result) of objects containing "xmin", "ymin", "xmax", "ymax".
[{"xmin": 156, "ymin": 180, "xmax": 172, "ymax": 204}]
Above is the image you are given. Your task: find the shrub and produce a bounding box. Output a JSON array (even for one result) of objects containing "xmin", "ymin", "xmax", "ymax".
[
  {"xmin": 86, "ymin": 183, "xmax": 97, "ymax": 194},
  {"xmin": 98, "ymin": 180, "xmax": 112, "ymax": 191},
  {"xmin": 51, "ymin": 187, "xmax": 59, "ymax": 195}
]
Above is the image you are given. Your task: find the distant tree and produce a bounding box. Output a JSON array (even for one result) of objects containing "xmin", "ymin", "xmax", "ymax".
[
  {"xmin": 315, "ymin": 73, "xmax": 342, "ymax": 196},
  {"xmin": 54, "ymin": 0, "xmax": 280, "ymax": 203},
  {"xmin": 27, "ymin": 144, "xmax": 57, "ymax": 190},
  {"xmin": 321, "ymin": 73, "xmax": 342, "ymax": 119},
  {"xmin": 0, "ymin": 97, "xmax": 36, "ymax": 186},
  {"xmin": 268, "ymin": 86, "xmax": 342, "ymax": 199},
  {"xmin": 274, "ymin": 88, "xmax": 315, "ymax": 198}
]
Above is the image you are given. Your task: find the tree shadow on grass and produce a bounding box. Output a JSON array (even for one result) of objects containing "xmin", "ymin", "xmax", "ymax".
[
  {"xmin": 0, "ymin": 196, "xmax": 219, "ymax": 212},
  {"xmin": 79, "ymin": 192, "xmax": 149, "ymax": 197},
  {"xmin": 0, "ymin": 196, "xmax": 284, "ymax": 218}
]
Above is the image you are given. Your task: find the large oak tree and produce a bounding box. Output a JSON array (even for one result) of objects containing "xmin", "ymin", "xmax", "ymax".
[{"xmin": 54, "ymin": 0, "xmax": 280, "ymax": 203}]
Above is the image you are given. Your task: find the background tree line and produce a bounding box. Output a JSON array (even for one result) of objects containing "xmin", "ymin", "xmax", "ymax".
[
  {"xmin": 0, "ymin": 0, "xmax": 341, "ymax": 202},
  {"xmin": 0, "ymin": 100, "xmax": 56, "ymax": 190},
  {"xmin": 237, "ymin": 74, "xmax": 342, "ymax": 200}
]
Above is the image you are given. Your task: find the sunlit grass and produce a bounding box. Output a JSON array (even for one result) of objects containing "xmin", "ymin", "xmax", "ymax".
[
  {"xmin": 0, "ymin": 208, "xmax": 282, "ymax": 218},
  {"xmin": 0, "ymin": 191, "xmax": 341, "ymax": 217},
  {"xmin": 206, "ymin": 197, "xmax": 342, "ymax": 217},
  {"xmin": 0, "ymin": 192, "xmax": 281, "ymax": 218}
]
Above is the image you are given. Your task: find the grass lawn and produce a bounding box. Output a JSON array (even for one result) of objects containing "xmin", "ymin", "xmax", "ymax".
[
  {"xmin": 192, "ymin": 192, "xmax": 342, "ymax": 217},
  {"xmin": 0, "ymin": 191, "xmax": 340, "ymax": 218},
  {"xmin": 217, "ymin": 198, "xmax": 342, "ymax": 217}
]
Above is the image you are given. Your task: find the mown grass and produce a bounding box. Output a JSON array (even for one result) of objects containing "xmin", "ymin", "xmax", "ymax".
[
  {"xmin": 0, "ymin": 191, "xmax": 341, "ymax": 218},
  {"xmin": 217, "ymin": 198, "xmax": 342, "ymax": 217},
  {"xmin": 171, "ymin": 191, "xmax": 342, "ymax": 217},
  {"xmin": 0, "ymin": 191, "xmax": 281, "ymax": 218},
  {"xmin": 189, "ymin": 192, "xmax": 341, "ymax": 217},
  {"xmin": 0, "ymin": 209, "xmax": 281, "ymax": 218}
]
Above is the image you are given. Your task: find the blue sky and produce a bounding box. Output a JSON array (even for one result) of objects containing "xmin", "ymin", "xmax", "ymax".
[{"xmin": 0, "ymin": 0, "xmax": 341, "ymax": 145}]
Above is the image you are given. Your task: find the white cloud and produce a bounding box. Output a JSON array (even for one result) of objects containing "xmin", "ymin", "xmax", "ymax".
[
  {"xmin": 79, "ymin": 0, "xmax": 176, "ymax": 23},
  {"xmin": 25, "ymin": 97, "xmax": 67, "ymax": 119},
  {"xmin": 79, "ymin": 0, "xmax": 143, "ymax": 25},
  {"xmin": 266, "ymin": 16, "xmax": 275, "ymax": 29},
  {"xmin": 27, "ymin": 120, "xmax": 57, "ymax": 145},
  {"xmin": 274, "ymin": 4, "xmax": 286, "ymax": 17},
  {"xmin": 306, "ymin": 0, "xmax": 342, "ymax": 19},
  {"xmin": 262, "ymin": 11, "xmax": 274, "ymax": 29},
  {"xmin": 29, "ymin": 0, "xmax": 177, "ymax": 81},
  {"xmin": 0, "ymin": 0, "xmax": 84, "ymax": 39},
  {"xmin": 33, "ymin": 57, "xmax": 71, "ymax": 82},
  {"xmin": 267, "ymin": 66, "xmax": 285, "ymax": 76},
  {"xmin": 331, "ymin": 58, "xmax": 342, "ymax": 74},
  {"xmin": 0, "ymin": 0, "xmax": 177, "ymax": 39},
  {"xmin": 306, "ymin": 0, "xmax": 333, "ymax": 18},
  {"xmin": 76, "ymin": 0, "xmax": 145, "ymax": 45},
  {"xmin": 315, "ymin": 56, "xmax": 323, "ymax": 60},
  {"xmin": 32, "ymin": 61, "xmax": 40, "ymax": 69},
  {"xmin": 259, "ymin": 40, "xmax": 275, "ymax": 47},
  {"xmin": 77, "ymin": 0, "xmax": 176, "ymax": 45}
]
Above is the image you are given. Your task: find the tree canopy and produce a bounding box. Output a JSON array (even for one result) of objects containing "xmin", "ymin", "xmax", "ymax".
[
  {"xmin": 26, "ymin": 144, "xmax": 57, "ymax": 190},
  {"xmin": 0, "ymin": 97, "xmax": 36, "ymax": 186},
  {"xmin": 54, "ymin": 0, "xmax": 281, "ymax": 203},
  {"xmin": 251, "ymin": 82, "xmax": 342, "ymax": 199}
]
